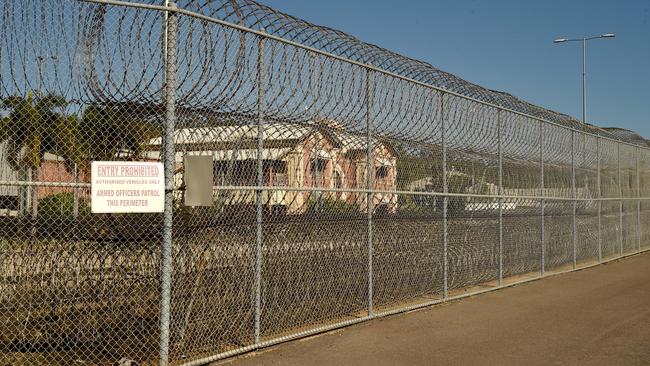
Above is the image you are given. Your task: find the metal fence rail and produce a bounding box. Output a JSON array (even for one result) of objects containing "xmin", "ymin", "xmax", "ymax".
[{"xmin": 1, "ymin": 1, "xmax": 649, "ymax": 365}]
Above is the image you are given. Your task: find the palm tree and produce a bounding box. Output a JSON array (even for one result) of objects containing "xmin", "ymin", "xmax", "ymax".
[
  {"xmin": 78, "ymin": 103, "xmax": 161, "ymax": 165},
  {"xmin": 0, "ymin": 92, "xmax": 80, "ymax": 218}
]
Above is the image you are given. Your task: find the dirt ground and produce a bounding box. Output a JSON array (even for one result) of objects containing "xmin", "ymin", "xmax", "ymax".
[{"xmin": 216, "ymin": 251, "xmax": 650, "ymax": 366}]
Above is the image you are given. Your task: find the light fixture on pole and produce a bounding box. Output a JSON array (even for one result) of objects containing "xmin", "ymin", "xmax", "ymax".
[
  {"xmin": 554, "ymin": 33, "xmax": 615, "ymax": 190},
  {"xmin": 553, "ymin": 33, "xmax": 616, "ymax": 132}
]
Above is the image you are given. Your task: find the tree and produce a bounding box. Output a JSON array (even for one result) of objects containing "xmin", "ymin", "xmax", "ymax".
[
  {"xmin": 78, "ymin": 103, "xmax": 161, "ymax": 166},
  {"xmin": 0, "ymin": 92, "xmax": 80, "ymax": 218}
]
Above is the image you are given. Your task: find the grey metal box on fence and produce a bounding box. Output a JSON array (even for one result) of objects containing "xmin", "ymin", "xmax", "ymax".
[{"xmin": 184, "ymin": 155, "xmax": 214, "ymax": 207}]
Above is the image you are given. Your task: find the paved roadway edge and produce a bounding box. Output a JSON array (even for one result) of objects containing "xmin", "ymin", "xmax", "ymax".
[{"xmin": 181, "ymin": 247, "xmax": 650, "ymax": 366}]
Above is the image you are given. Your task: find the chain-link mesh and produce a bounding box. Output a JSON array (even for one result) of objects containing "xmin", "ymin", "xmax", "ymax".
[
  {"xmin": 1, "ymin": 1, "xmax": 650, "ymax": 365},
  {"xmin": 1, "ymin": 1, "xmax": 165, "ymax": 365}
]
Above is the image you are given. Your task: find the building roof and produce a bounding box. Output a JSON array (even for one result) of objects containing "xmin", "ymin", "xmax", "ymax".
[
  {"xmin": 145, "ymin": 121, "xmax": 393, "ymax": 161},
  {"xmin": 147, "ymin": 121, "xmax": 389, "ymax": 150},
  {"xmin": 147, "ymin": 123, "xmax": 312, "ymax": 146}
]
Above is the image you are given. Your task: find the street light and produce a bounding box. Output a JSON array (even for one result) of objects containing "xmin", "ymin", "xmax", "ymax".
[
  {"xmin": 554, "ymin": 33, "xmax": 615, "ymax": 197},
  {"xmin": 36, "ymin": 53, "xmax": 58, "ymax": 98},
  {"xmin": 553, "ymin": 33, "xmax": 615, "ymax": 132}
]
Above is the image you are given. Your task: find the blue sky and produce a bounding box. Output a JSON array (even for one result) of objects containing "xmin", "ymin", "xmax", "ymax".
[{"xmin": 261, "ymin": 0, "xmax": 650, "ymax": 138}]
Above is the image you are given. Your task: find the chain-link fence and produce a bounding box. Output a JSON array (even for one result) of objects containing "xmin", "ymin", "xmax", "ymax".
[{"xmin": 1, "ymin": 1, "xmax": 649, "ymax": 365}]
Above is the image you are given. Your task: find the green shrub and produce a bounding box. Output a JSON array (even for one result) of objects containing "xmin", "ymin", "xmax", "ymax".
[
  {"xmin": 38, "ymin": 192, "xmax": 90, "ymax": 219},
  {"xmin": 307, "ymin": 196, "xmax": 359, "ymax": 213}
]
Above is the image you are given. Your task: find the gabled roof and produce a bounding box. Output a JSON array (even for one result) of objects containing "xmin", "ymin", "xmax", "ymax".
[
  {"xmin": 146, "ymin": 120, "xmax": 394, "ymax": 155},
  {"xmin": 148, "ymin": 123, "xmax": 312, "ymax": 147}
]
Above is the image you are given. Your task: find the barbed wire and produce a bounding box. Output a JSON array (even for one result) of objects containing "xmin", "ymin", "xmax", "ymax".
[
  {"xmin": 1, "ymin": 0, "xmax": 647, "ymax": 145},
  {"xmin": 0, "ymin": 1, "xmax": 648, "ymax": 365}
]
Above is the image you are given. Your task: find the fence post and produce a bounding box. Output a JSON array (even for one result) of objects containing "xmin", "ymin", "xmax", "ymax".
[
  {"xmin": 366, "ymin": 69, "xmax": 374, "ymax": 316},
  {"xmin": 637, "ymin": 147, "xmax": 641, "ymax": 252},
  {"xmin": 254, "ymin": 32, "xmax": 265, "ymax": 345},
  {"xmin": 159, "ymin": 3, "xmax": 177, "ymax": 366},
  {"xmin": 539, "ymin": 121, "xmax": 546, "ymax": 276},
  {"xmin": 618, "ymin": 143, "xmax": 623, "ymax": 256},
  {"xmin": 597, "ymin": 137, "xmax": 602, "ymax": 263},
  {"xmin": 73, "ymin": 164, "xmax": 79, "ymax": 218},
  {"xmin": 497, "ymin": 109, "xmax": 503, "ymax": 286},
  {"xmin": 572, "ymin": 130, "xmax": 576, "ymax": 269},
  {"xmin": 441, "ymin": 92, "xmax": 448, "ymax": 298}
]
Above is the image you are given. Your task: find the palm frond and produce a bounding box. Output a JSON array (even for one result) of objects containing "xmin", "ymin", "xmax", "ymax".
[
  {"xmin": 1, "ymin": 95, "xmax": 26, "ymax": 109},
  {"xmin": 36, "ymin": 94, "xmax": 67, "ymax": 112}
]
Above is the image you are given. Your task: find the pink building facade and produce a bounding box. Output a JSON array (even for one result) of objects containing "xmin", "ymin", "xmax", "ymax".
[{"xmin": 146, "ymin": 121, "xmax": 398, "ymax": 213}]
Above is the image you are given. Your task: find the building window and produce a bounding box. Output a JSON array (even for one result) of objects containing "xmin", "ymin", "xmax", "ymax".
[
  {"xmin": 333, "ymin": 170, "xmax": 343, "ymax": 199},
  {"xmin": 310, "ymin": 158, "xmax": 328, "ymax": 187},
  {"xmin": 333, "ymin": 170, "xmax": 343, "ymax": 189},
  {"xmin": 213, "ymin": 160, "xmax": 257, "ymax": 186},
  {"xmin": 0, "ymin": 195, "xmax": 18, "ymax": 211},
  {"xmin": 376, "ymin": 166, "xmax": 389, "ymax": 180}
]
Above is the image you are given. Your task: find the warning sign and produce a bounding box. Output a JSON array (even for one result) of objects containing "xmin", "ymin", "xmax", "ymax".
[{"xmin": 91, "ymin": 161, "xmax": 165, "ymax": 213}]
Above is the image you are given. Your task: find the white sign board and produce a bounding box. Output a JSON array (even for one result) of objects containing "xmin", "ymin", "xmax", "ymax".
[{"xmin": 91, "ymin": 161, "xmax": 164, "ymax": 213}]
